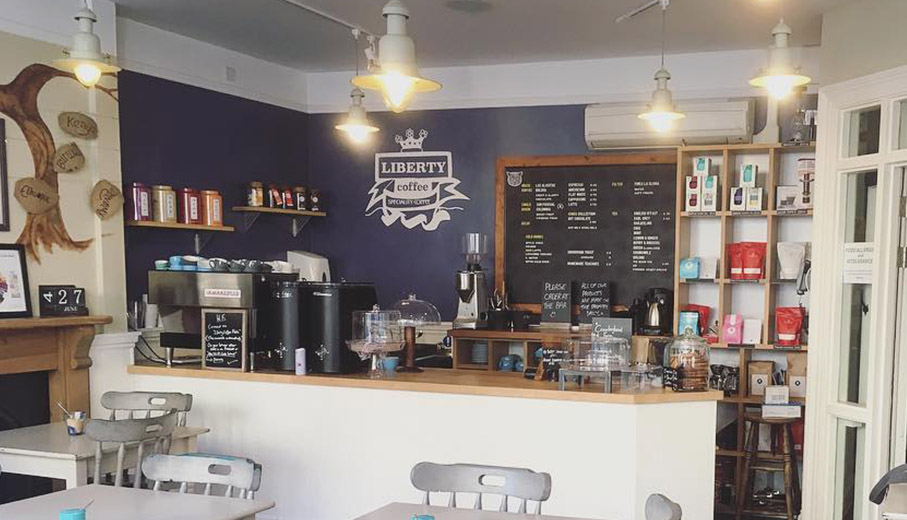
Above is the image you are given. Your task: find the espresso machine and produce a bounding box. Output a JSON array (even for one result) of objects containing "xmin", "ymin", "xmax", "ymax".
[{"xmin": 453, "ymin": 233, "xmax": 489, "ymax": 329}]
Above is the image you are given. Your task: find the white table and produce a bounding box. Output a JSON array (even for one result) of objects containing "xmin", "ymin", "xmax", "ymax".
[
  {"xmin": 0, "ymin": 484, "xmax": 274, "ymax": 520},
  {"xmin": 0, "ymin": 422, "xmax": 209, "ymax": 488},
  {"xmin": 354, "ymin": 503, "xmax": 603, "ymax": 520}
]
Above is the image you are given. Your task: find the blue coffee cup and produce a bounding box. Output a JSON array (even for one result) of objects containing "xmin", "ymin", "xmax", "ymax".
[
  {"xmin": 498, "ymin": 355, "xmax": 514, "ymax": 372},
  {"xmin": 383, "ymin": 356, "xmax": 399, "ymax": 373},
  {"xmin": 60, "ymin": 508, "xmax": 85, "ymax": 520},
  {"xmin": 168, "ymin": 255, "xmax": 183, "ymax": 269}
]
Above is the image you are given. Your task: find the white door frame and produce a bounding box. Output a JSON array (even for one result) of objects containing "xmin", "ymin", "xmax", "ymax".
[{"xmin": 803, "ymin": 64, "xmax": 907, "ymax": 520}]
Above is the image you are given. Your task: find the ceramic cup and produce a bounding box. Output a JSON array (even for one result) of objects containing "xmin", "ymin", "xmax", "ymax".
[
  {"xmin": 383, "ymin": 356, "xmax": 400, "ymax": 374},
  {"xmin": 154, "ymin": 260, "xmax": 169, "ymax": 270},
  {"xmin": 208, "ymin": 258, "xmax": 228, "ymax": 272},
  {"xmin": 498, "ymin": 355, "xmax": 515, "ymax": 372},
  {"xmin": 168, "ymin": 255, "xmax": 183, "ymax": 269},
  {"xmin": 228, "ymin": 260, "xmax": 245, "ymax": 272},
  {"xmin": 59, "ymin": 508, "xmax": 86, "ymax": 520},
  {"xmin": 244, "ymin": 260, "xmax": 262, "ymax": 273},
  {"xmin": 65, "ymin": 411, "xmax": 87, "ymax": 436},
  {"xmin": 197, "ymin": 258, "xmax": 212, "ymax": 271}
]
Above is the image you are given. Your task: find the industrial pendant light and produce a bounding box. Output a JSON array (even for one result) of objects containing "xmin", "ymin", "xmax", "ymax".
[
  {"xmin": 638, "ymin": 3, "xmax": 684, "ymax": 133},
  {"xmin": 52, "ymin": 0, "xmax": 120, "ymax": 87},
  {"xmin": 749, "ymin": 18, "xmax": 811, "ymax": 100},
  {"xmin": 336, "ymin": 30, "xmax": 379, "ymax": 144},
  {"xmin": 352, "ymin": 0, "xmax": 441, "ymax": 113}
]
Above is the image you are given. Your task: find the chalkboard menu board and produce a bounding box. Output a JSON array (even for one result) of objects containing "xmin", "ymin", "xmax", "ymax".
[
  {"xmin": 202, "ymin": 309, "xmax": 247, "ymax": 371},
  {"xmin": 495, "ymin": 154, "xmax": 676, "ymax": 309}
]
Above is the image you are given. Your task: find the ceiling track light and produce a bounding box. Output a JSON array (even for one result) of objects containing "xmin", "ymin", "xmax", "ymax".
[
  {"xmin": 749, "ymin": 19, "xmax": 811, "ymax": 100},
  {"xmin": 52, "ymin": 0, "xmax": 120, "ymax": 87},
  {"xmin": 637, "ymin": 2, "xmax": 684, "ymax": 133},
  {"xmin": 336, "ymin": 30, "xmax": 380, "ymax": 144},
  {"xmin": 352, "ymin": 0, "xmax": 441, "ymax": 113}
]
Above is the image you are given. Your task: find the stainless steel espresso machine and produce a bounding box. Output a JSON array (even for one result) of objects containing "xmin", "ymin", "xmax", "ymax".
[{"xmin": 453, "ymin": 233, "xmax": 489, "ymax": 329}]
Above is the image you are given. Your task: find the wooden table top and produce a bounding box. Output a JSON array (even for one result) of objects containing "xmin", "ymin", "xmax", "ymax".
[
  {"xmin": 0, "ymin": 423, "xmax": 209, "ymax": 460},
  {"xmin": 129, "ymin": 363, "xmax": 723, "ymax": 405},
  {"xmin": 0, "ymin": 484, "xmax": 274, "ymax": 520},
  {"xmin": 355, "ymin": 502, "xmax": 603, "ymax": 520}
]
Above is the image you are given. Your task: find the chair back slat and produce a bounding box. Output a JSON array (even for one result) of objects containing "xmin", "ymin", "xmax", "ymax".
[
  {"xmin": 85, "ymin": 411, "xmax": 179, "ymax": 487},
  {"xmin": 142, "ymin": 454, "xmax": 260, "ymax": 500},
  {"xmin": 410, "ymin": 462, "xmax": 551, "ymax": 515},
  {"xmin": 102, "ymin": 391, "xmax": 192, "ymax": 426}
]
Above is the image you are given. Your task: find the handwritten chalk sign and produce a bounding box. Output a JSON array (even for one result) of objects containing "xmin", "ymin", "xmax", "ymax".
[
  {"xmin": 573, "ymin": 281, "xmax": 610, "ymax": 323},
  {"xmin": 202, "ymin": 309, "xmax": 247, "ymax": 371},
  {"xmin": 592, "ymin": 317, "xmax": 633, "ymax": 341},
  {"xmin": 541, "ymin": 281, "xmax": 571, "ymax": 323}
]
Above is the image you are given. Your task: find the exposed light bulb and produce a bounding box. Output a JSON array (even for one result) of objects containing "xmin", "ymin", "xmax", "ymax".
[
  {"xmin": 640, "ymin": 111, "xmax": 682, "ymax": 133},
  {"xmin": 638, "ymin": 68, "xmax": 685, "ymax": 134},
  {"xmin": 344, "ymin": 125, "xmax": 374, "ymax": 144},
  {"xmin": 335, "ymin": 88, "xmax": 379, "ymax": 144},
  {"xmin": 750, "ymin": 20, "xmax": 810, "ymax": 100},
  {"xmin": 378, "ymin": 70, "xmax": 417, "ymax": 113},
  {"xmin": 74, "ymin": 62, "xmax": 102, "ymax": 87}
]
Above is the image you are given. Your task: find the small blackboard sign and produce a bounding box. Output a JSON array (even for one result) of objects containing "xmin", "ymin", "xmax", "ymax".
[
  {"xmin": 38, "ymin": 285, "xmax": 88, "ymax": 317},
  {"xmin": 535, "ymin": 347, "xmax": 571, "ymax": 382},
  {"xmin": 202, "ymin": 309, "xmax": 247, "ymax": 371},
  {"xmin": 591, "ymin": 317, "xmax": 633, "ymax": 341},
  {"xmin": 573, "ymin": 281, "xmax": 610, "ymax": 323},
  {"xmin": 541, "ymin": 281, "xmax": 571, "ymax": 323}
]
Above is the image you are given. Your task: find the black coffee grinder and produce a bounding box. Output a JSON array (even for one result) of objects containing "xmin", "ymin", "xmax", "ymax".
[{"xmin": 639, "ymin": 288, "xmax": 673, "ymax": 336}]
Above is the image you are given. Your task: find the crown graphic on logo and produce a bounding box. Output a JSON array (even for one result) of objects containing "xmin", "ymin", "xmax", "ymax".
[{"xmin": 395, "ymin": 128, "xmax": 428, "ymax": 152}]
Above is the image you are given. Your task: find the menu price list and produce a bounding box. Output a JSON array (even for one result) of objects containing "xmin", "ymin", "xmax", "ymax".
[{"xmin": 504, "ymin": 164, "xmax": 675, "ymax": 306}]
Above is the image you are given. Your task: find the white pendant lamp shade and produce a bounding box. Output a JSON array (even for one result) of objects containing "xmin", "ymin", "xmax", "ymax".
[
  {"xmin": 52, "ymin": 4, "xmax": 120, "ymax": 87},
  {"xmin": 352, "ymin": 0, "xmax": 441, "ymax": 113},
  {"xmin": 638, "ymin": 68, "xmax": 685, "ymax": 133},
  {"xmin": 749, "ymin": 20, "xmax": 810, "ymax": 100},
  {"xmin": 335, "ymin": 88, "xmax": 379, "ymax": 144}
]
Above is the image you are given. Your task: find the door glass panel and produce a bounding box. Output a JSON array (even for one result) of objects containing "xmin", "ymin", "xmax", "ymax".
[
  {"xmin": 897, "ymin": 99, "xmax": 907, "ymax": 150},
  {"xmin": 834, "ymin": 420, "xmax": 866, "ymax": 520},
  {"xmin": 839, "ymin": 171, "xmax": 877, "ymax": 405},
  {"xmin": 844, "ymin": 106, "xmax": 881, "ymax": 157}
]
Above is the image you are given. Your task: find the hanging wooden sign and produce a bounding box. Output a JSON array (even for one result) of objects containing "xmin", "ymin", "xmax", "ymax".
[
  {"xmin": 52, "ymin": 142, "xmax": 85, "ymax": 173},
  {"xmin": 58, "ymin": 112, "xmax": 98, "ymax": 140},
  {"xmin": 14, "ymin": 178, "xmax": 58, "ymax": 214},
  {"xmin": 90, "ymin": 180, "xmax": 123, "ymax": 220}
]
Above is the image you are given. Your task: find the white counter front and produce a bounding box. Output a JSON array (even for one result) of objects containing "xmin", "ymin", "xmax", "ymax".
[{"xmin": 120, "ymin": 366, "xmax": 718, "ymax": 520}]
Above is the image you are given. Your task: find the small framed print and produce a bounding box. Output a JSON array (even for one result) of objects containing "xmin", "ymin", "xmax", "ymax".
[{"xmin": 0, "ymin": 244, "xmax": 32, "ymax": 318}]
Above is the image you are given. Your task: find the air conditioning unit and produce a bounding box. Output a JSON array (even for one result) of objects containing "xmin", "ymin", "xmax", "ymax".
[{"xmin": 585, "ymin": 99, "xmax": 754, "ymax": 149}]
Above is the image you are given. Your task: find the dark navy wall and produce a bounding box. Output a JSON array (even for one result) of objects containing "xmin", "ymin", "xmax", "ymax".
[
  {"xmin": 306, "ymin": 106, "xmax": 588, "ymax": 319},
  {"xmin": 119, "ymin": 71, "xmax": 310, "ymax": 301}
]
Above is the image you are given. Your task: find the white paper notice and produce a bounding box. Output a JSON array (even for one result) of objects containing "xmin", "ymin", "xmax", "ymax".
[{"xmin": 843, "ymin": 242, "xmax": 874, "ymax": 284}]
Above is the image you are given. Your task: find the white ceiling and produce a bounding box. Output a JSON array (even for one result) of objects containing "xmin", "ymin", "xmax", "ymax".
[{"xmin": 113, "ymin": 0, "xmax": 847, "ymax": 73}]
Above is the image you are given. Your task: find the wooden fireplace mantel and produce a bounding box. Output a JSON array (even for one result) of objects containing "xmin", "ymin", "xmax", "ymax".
[{"xmin": 0, "ymin": 315, "xmax": 112, "ymax": 421}]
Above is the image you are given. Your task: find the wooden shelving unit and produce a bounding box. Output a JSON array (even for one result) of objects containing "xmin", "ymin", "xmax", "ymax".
[
  {"xmin": 125, "ymin": 220, "xmax": 235, "ymax": 254},
  {"xmin": 448, "ymin": 327, "xmax": 584, "ymax": 375},
  {"xmin": 232, "ymin": 206, "xmax": 326, "ymax": 237},
  {"xmin": 673, "ymin": 143, "xmax": 815, "ymax": 518}
]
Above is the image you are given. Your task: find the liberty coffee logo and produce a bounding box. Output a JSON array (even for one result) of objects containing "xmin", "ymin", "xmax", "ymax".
[{"xmin": 366, "ymin": 128, "xmax": 469, "ymax": 231}]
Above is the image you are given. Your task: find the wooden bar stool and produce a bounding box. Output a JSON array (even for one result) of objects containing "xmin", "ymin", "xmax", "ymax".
[{"xmin": 735, "ymin": 413, "xmax": 801, "ymax": 520}]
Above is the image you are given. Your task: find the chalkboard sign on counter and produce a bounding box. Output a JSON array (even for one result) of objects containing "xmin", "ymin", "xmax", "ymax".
[
  {"xmin": 573, "ymin": 281, "xmax": 610, "ymax": 323},
  {"xmin": 202, "ymin": 309, "xmax": 248, "ymax": 371},
  {"xmin": 541, "ymin": 281, "xmax": 571, "ymax": 323},
  {"xmin": 495, "ymin": 153, "xmax": 676, "ymax": 310}
]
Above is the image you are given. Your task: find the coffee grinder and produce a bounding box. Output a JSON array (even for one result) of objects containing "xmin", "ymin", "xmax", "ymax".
[{"xmin": 453, "ymin": 233, "xmax": 489, "ymax": 329}]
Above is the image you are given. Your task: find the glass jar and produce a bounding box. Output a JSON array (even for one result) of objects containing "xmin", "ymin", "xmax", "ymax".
[
  {"xmin": 666, "ymin": 329, "xmax": 710, "ymax": 392},
  {"xmin": 178, "ymin": 188, "xmax": 202, "ymax": 224},
  {"xmin": 267, "ymin": 184, "xmax": 283, "ymax": 208},
  {"xmin": 282, "ymin": 186, "xmax": 294, "ymax": 209},
  {"xmin": 310, "ymin": 189, "xmax": 322, "ymax": 212},
  {"xmin": 129, "ymin": 182, "xmax": 152, "ymax": 221},
  {"xmin": 294, "ymin": 186, "xmax": 308, "ymax": 211},
  {"xmin": 152, "ymin": 185, "xmax": 177, "ymax": 223},
  {"xmin": 200, "ymin": 189, "xmax": 223, "ymax": 227},
  {"xmin": 247, "ymin": 182, "xmax": 264, "ymax": 207}
]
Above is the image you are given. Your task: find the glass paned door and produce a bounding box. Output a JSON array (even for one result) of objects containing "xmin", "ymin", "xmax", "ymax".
[
  {"xmin": 844, "ymin": 106, "xmax": 882, "ymax": 157},
  {"xmin": 835, "ymin": 419, "xmax": 866, "ymax": 520}
]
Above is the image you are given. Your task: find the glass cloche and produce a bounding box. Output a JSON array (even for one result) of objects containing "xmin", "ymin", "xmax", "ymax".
[
  {"xmin": 347, "ymin": 306, "xmax": 404, "ymax": 379},
  {"xmin": 562, "ymin": 335, "xmax": 631, "ymax": 372},
  {"xmin": 393, "ymin": 293, "xmax": 441, "ymax": 326}
]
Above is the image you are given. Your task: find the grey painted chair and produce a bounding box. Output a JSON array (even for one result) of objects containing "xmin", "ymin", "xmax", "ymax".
[
  {"xmin": 142, "ymin": 454, "xmax": 262, "ymax": 499},
  {"xmin": 410, "ymin": 462, "xmax": 552, "ymax": 514},
  {"xmin": 84, "ymin": 410, "xmax": 179, "ymax": 488},
  {"xmin": 645, "ymin": 494, "xmax": 683, "ymax": 520},
  {"xmin": 101, "ymin": 391, "xmax": 193, "ymax": 426}
]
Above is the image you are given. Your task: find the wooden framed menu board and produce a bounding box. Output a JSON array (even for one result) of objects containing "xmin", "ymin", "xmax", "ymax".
[
  {"xmin": 495, "ymin": 153, "xmax": 677, "ymax": 312},
  {"xmin": 202, "ymin": 309, "xmax": 248, "ymax": 371}
]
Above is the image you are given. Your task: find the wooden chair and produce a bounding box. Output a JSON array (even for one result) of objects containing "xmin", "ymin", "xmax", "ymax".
[
  {"xmin": 410, "ymin": 462, "xmax": 551, "ymax": 514},
  {"xmin": 101, "ymin": 391, "xmax": 193, "ymax": 426},
  {"xmin": 84, "ymin": 410, "xmax": 178, "ymax": 488},
  {"xmin": 646, "ymin": 494, "xmax": 682, "ymax": 520},
  {"xmin": 142, "ymin": 453, "xmax": 262, "ymax": 499}
]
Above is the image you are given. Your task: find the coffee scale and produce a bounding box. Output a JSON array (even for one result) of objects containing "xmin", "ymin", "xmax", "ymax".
[{"xmin": 453, "ymin": 233, "xmax": 489, "ymax": 329}]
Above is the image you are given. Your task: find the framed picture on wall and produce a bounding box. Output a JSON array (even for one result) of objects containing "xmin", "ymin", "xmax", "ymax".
[
  {"xmin": 0, "ymin": 119, "xmax": 8, "ymax": 232},
  {"xmin": 0, "ymin": 244, "xmax": 31, "ymax": 318}
]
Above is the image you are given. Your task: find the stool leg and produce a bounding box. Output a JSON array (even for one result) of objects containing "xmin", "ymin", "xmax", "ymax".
[
  {"xmin": 781, "ymin": 426, "xmax": 795, "ymax": 520},
  {"xmin": 736, "ymin": 421, "xmax": 759, "ymax": 519},
  {"xmin": 785, "ymin": 425, "xmax": 802, "ymax": 515}
]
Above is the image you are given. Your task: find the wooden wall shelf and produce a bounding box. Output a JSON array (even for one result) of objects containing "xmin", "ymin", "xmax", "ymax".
[
  {"xmin": 231, "ymin": 206, "xmax": 326, "ymax": 237},
  {"xmin": 126, "ymin": 220, "xmax": 235, "ymax": 254}
]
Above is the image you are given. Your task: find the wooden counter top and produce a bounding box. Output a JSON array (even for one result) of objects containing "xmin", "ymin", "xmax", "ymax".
[
  {"xmin": 128, "ymin": 364, "xmax": 722, "ymax": 405},
  {"xmin": 0, "ymin": 315, "xmax": 112, "ymax": 331}
]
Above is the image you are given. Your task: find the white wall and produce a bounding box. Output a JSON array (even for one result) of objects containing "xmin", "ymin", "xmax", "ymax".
[
  {"xmin": 116, "ymin": 18, "xmax": 309, "ymax": 112},
  {"xmin": 0, "ymin": 0, "xmax": 116, "ymax": 53},
  {"xmin": 305, "ymin": 47, "xmax": 821, "ymax": 113},
  {"xmin": 820, "ymin": 0, "xmax": 907, "ymax": 85}
]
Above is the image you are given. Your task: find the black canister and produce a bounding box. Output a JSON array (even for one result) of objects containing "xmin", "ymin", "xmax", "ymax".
[{"xmin": 263, "ymin": 281, "xmax": 299, "ymax": 371}]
